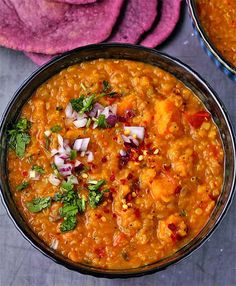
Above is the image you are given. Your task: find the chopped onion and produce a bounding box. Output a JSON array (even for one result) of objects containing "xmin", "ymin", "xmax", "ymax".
[
  {"xmin": 44, "ymin": 130, "xmax": 51, "ymax": 137},
  {"xmin": 75, "ymin": 160, "xmax": 82, "ymax": 167},
  {"xmin": 119, "ymin": 149, "xmax": 127, "ymax": 156},
  {"xmin": 48, "ymin": 174, "xmax": 60, "ymax": 186},
  {"xmin": 107, "ymin": 114, "xmax": 117, "ymax": 127},
  {"xmin": 65, "ymin": 103, "xmax": 73, "ymax": 118},
  {"xmin": 121, "ymin": 135, "xmax": 139, "ymax": 147},
  {"xmin": 101, "ymin": 106, "xmax": 110, "ymax": 118},
  {"xmin": 57, "ymin": 134, "xmax": 64, "ymax": 148},
  {"xmin": 59, "ymin": 153, "xmax": 69, "ymax": 160},
  {"xmin": 50, "ymin": 238, "xmax": 59, "ymax": 250},
  {"xmin": 124, "ymin": 126, "xmax": 145, "ymax": 140},
  {"xmin": 59, "ymin": 164, "xmax": 72, "ymax": 176},
  {"xmin": 80, "ymin": 151, "xmax": 86, "ymax": 157},
  {"xmin": 67, "ymin": 175, "xmax": 78, "ymax": 184},
  {"xmin": 89, "ymin": 103, "xmax": 104, "ymax": 118},
  {"xmin": 73, "ymin": 138, "xmax": 90, "ymax": 152},
  {"xmin": 51, "ymin": 149, "xmax": 58, "ymax": 156},
  {"xmin": 54, "ymin": 155, "xmax": 64, "ymax": 166},
  {"xmin": 86, "ymin": 151, "xmax": 94, "ymax": 162},
  {"xmin": 74, "ymin": 160, "xmax": 84, "ymax": 173},
  {"xmin": 110, "ymin": 104, "xmax": 117, "ymax": 115},
  {"xmin": 73, "ymin": 118, "xmax": 87, "ymax": 128},
  {"xmin": 64, "ymin": 145, "xmax": 71, "ymax": 155}
]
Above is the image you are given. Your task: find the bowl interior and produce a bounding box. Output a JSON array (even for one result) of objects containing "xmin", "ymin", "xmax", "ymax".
[
  {"xmin": 0, "ymin": 44, "xmax": 235, "ymax": 278},
  {"xmin": 188, "ymin": 0, "xmax": 236, "ymax": 76}
]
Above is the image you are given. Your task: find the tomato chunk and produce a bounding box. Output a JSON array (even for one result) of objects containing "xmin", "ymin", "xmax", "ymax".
[{"xmin": 187, "ymin": 111, "xmax": 211, "ymax": 129}]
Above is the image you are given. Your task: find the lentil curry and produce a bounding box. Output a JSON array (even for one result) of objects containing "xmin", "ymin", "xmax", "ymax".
[
  {"xmin": 197, "ymin": 0, "xmax": 236, "ymax": 67},
  {"xmin": 8, "ymin": 59, "xmax": 224, "ymax": 269}
]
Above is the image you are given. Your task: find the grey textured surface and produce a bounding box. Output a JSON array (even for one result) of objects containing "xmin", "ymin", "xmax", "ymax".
[{"xmin": 0, "ymin": 5, "xmax": 236, "ymax": 286}]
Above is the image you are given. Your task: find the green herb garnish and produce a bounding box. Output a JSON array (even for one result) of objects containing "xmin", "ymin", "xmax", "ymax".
[
  {"xmin": 88, "ymin": 180, "xmax": 108, "ymax": 208},
  {"xmin": 60, "ymin": 215, "xmax": 77, "ymax": 233},
  {"xmin": 96, "ymin": 114, "xmax": 108, "ymax": 128},
  {"xmin": 70, "ymin": 94, "xmax": 96, "ymax": 114},
  {"xmin": 101, "ymin": 80, "xmax": 119, "ymax": 98},
  {"xmin": 61, "ymin": 180, "xmax": 74, "ymax": 192},
  {"xmin": 16, "ymin": 181, "xmax": 29, "ymax": 191},
  {"xmin": 50, "ymin": 125, "xmax": 62, "ymax": 133},
  {"xmin": 102, "ymin": 80, "xmax": 110, "ymax": 92},
  {"xmin": 55, "ymin": 180, "xmax": 86, "ymax": 232},
  {"xmin": 70, "ymin": 150, "xmax": 77, "ymax": 160},
  {"xmin": 8, "ymin": 118, "xmax": 31, "ymax": 158},
  {"xmin": 26, "ymin": 197, "xmax": 51, "ymax": 213},
  {"xmin": 88, "ymin": 180, "xmax": 106, "ymax": 191},
  {"xmin": 32, "ymin": 165, "xmax": 45, "ymax": 174},
  {"xmin": 86, "ymin": 118, "xmax": 91, "ymax": 128},
  {"xmin": 45, "ymin": 135, "xmax": 51, "ymax": 150},
  {"xmin": 89, "ymin": 191, "xmax": 104, "ymax": 209},
  {"xmin": 70, "ymin": 96, "xmax": 85, "ymax": 112}
]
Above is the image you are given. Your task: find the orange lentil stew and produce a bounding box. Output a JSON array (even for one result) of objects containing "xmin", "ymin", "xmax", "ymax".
[
  {"xmin": 7, "ymin": 59, "xmax": 224, "ymax": 269},
  {"xmin": 197, "ymin": 0, "xmax": 236, "ymax": 67}
]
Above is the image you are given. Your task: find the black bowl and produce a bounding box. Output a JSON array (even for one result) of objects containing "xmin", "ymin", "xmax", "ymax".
[
  {"xmin": 0, "ymin": 44, "xmax": 235, "ymax": 278},
  {"xmin": 187, "ymin": 0, "xmax": 236, "ymax": 81}
]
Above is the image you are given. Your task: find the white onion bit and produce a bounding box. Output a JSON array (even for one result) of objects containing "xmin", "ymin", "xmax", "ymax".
[
  {"xmin": 54, "ymin": 155, "xmax": 64, "ymax": 167},
  {"xmin": 48, "ymin": 174, "xmax": 61, "ymax": 186},
  {"xmin": 50, "ymin": 238, "xmax": 59, "ymax": 250},
  {"xmin": 65, "ymin": 103, "xmax": 73, "ymax": 118},
  {"xmin": 86, "ymin": 151, "xmax": 94, "ymax": 162},
  {"xmin": 119, "ymin": 149, "xmax": 127, "ymax": 156},
  {"xmin": 73, "ymin": 118, "xmax": 87, "ymax": 128},
  {"xmin": 73, "ymin": 138, "xmax": 90, "ymax": 152}
]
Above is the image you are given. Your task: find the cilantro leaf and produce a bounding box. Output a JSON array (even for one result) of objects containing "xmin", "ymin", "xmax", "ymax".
[
  {"xmin": 80, "ymin": 94, "xmax": 96, "ymax": 114},
  {"xmin": 60, "ymin": 216, "xmax": 77, "ymax": 232},
  {"xmin": 70, "ymin": 94, "xmax": 96, "ymax": 114},
  {"xmin": 89, "ymin": 191, "xmax": 104, "ymax": 208},
  {"xmin": 15, "ymin": 133, "xmax": 31, "ymax": 158},
  {"xmin": 88, "ymin": 180, "xmax": 106, "ymax": 191},
  {"xmin": 70, "ymin": 150, "xmax": 77, "ymax": 160},
  {"xmin": 96, "ymin": 114, "xmax": 108, "ymax": 128},
  {"xmin": 26, "ymin": 197, "xmax": 51, "ymax": 213},
  {"xmin": 16, "ymin": 118, "xmax": 31, "ymax": 132},
  {"xmin": 102, "ymin": 80, "xmax": 110, "ymax": 92},
  {"xmin": 16, "ymin": 181, "xmax": 29, "ymax": 191},
  {"xmin": 32, "ymin": 165, "xmax": 45, "ymax": 174},
  {"xmin": 101, "ymin": 81, "xmax": 119, "ymax": 98},
  {"xmin": 61, "ymin": 180, "xmax": 74, "ymax": 191},
  {"xmin": 8, "ymin": 118, "xmax": 31, "ymax": 158},
  {"xmin": 88, "ymin": 180, "xmax": 108, "ymax": 208},
  {"xmin": 59, "ymin": 204, "xmax": 78, "ymax": 218},
  {"xmin": 50, "ymin": 125, "xmax": 62, "ymax": 133},
  {"xmin": 77, "ymin": 196, "xmax": 86, "ymax": 213},
  {"xmin": 70, "ymin": 96, "xmax": 85, "ymax": 112}
]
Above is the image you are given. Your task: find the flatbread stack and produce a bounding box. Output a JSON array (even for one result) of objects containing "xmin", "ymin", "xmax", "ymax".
[{"xmin": 0, "ymin": 0, "xmax": 182, "ymax": 65}]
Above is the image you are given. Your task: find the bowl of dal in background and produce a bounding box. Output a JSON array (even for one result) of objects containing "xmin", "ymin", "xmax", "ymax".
[{"xmin": 187, "ymin": 0, "xmax": 236, "ymax": 81}]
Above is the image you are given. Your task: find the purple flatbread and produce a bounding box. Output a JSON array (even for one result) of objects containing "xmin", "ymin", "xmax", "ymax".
[
  {"xmin": 0, "ymin": 0, "xmax": 124, "ymax": 54},
  {"xmin": 140, "ymin": 0, "xmax": 182, "ymax": 48},
  {"xmin": 108, "ymin": 0, "xmax": 158, "ymax": 44},
  {"xmin": 53, "ymin": 0, "xmax": 97, "ymax": 4},
  {"xmin": 25, "ymin": 52, "xmax": 54, "ymax": 65}
]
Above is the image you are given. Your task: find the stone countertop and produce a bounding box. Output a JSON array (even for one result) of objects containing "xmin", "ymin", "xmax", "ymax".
[{"xmin": 0, "ymin": 5, "xmax": 235, "ymax": 286}]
